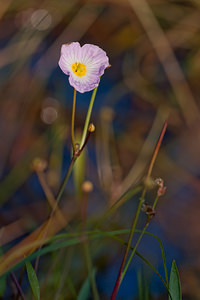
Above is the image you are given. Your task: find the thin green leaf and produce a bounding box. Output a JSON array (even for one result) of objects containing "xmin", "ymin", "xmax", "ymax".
[
  {"xmin": 4, "ymin": 227, "xmax": 168, "ymax": 285},
  {"xmin": 4, "ymin": 237, "xmax": 83, "ymax": 276},
  {"xmin": 105, "ymin": 231, "xmax": 170, "ymax": 294},
  {"xmin": 77, "ymin": 269, "xmax": 96, "ymax": 300},
  {"xmin": 169, "ymin": 260, "xmax": 182, "ymax": 300},
  {"xmin": 135, "ymin": 229, "xmax": 168, "ymax": 286},
  {"xmin": 97, "ymin": 228, "xmax": 169, "ymax": 286},
  {"xmin": 26, "ymin": 261, "xmax": 40, "ymax": 300},
  {"xmin": 135, "ymin": 251, "xmax": 169, "ymax": 293}
]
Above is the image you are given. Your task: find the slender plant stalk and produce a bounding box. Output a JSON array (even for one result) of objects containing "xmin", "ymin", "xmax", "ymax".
[
  {"xmin": 111, "ymin": 121, "xmax": 168, "ymax": 300},
  {"xmin": 31, "ymin": 86, "xmax": 99, "ymax": 296},
  {"xmin": 55, "ymin": 156, "xmax": 77, "ymax": 204},
  {"xmin": 33, "ymin": 156, "xmax": 76, "ymax": 245},
  {"xmin": 122, "ymin": 219, "xmax": 149, "ymax": 281},
  {"xmin": 152, "ymin": 195, "xmax": 159, "ymax": 210},
  {"xmin": 33, "ymin": 87, "xmax": 99, "ymax": 258},
  {"xmin": 56, "ymin": 85, "xmax": 99, "ymax": 205},
  {"xmin": 110, "ymin": 188, "xmax": 146, "ymax": 300},
  {"xmin": 109, "ymin": 234, "xmax": 170, "ymax": 295},
  {"xmin": 36, "ymin": 170, "xmax": 66, "ymax": 224},
  {"xmin": 80, "ymin": 86, "xmax": 98, "ymax": 149},
  {"xmin": 71, "ymin": 89, "xmax": 77, "ymax": 152},
  {"xmin": 10, "ymin": 272, "xmax": 26, "ymax": 300},
  {"xmin": 122, "ymin": 189, "xmax": 163, "ymax": 280},
  {"xmin": 30, "ymin": 155, "xmax": 77, "ymax": 273},
  {"xmin": 48, "ymin": 86, "xmax": 99, "ymax": 298}
]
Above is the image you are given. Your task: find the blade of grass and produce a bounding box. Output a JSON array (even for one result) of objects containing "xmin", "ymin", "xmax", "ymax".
[
  {"xmin": 106, "ymin": 232, "xmax": 171, "ymax": 297},
  {"xmin": 77, "ymin": 269, "xmax": 97, "ymax": 300},
  {"xmin": 169, "ymin": 260, "xmax": 182, "ymax": 300},
  {"xmin": 1, "ymin": 227, "xmax": 168, "ymax": 284},
  {"xmin": 26, "ymin": 261, "xmax": 40, "ymax": 300}
]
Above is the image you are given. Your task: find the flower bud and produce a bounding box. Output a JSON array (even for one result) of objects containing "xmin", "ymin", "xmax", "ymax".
[
  {"xmin": 88, "ymin": 123, "xmax": 95, "ymax": 133},
  {"xmin": 155, "ymin": 178, "xmax": 166, "ymax": 197}
]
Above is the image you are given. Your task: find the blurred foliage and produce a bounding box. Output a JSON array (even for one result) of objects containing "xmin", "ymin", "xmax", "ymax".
[{"xmin": 0, "ymin": 0, "xmax": 200, "ymax": 299}]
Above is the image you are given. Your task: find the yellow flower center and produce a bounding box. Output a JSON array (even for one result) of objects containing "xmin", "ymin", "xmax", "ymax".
[{"xmin": 72, "ymin": 62, "xmax": 87, "ymax": 77}]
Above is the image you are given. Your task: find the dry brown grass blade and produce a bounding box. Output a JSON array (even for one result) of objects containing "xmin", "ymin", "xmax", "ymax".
[
  {"xmin": 129, "ymin": 0, "xmax": 199, "ymax": 126},
  {"xmin": 0, "ymin": 202, "xmax": 76, "ymax": 276}
]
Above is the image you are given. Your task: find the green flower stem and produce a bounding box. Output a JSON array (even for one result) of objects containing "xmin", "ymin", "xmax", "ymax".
[
  {"xmin": 122, "ymin": 218, "xmax": 148, "ymax": 281},
  {"xmin": 152, "ymin": 195, "xmax": 159, "ymax": 210},
  {"xmin": 71, "ymin": 89, "xmax": 77, "ymax": 152},
  {"xmin": 110, "ymin": 188, "xmax": 147, "ymax": 300},
  {"xmin": 108, "ymin": 233, "xmax": 170, "ymax": 294},
  {"xmin": 122, "ymin": 192, "xmax": 166, "ymax": 285},
  {"xmin": 53, "ymin": 86, "xmax": 100, "ymax": 209},
  {"xmin": 55, "ymin": 86, "xmax": 99, "ymax": 206},
  {"xmin": 80, "ymin": 86, "xmax": 98, "ymax": 149},
  {"xmin": 55, "ymin": 156, "xmax": 77, "ymax": 204}
]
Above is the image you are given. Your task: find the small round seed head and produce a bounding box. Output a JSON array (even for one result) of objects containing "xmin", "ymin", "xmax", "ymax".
[{"xmin": 82, "ymin": 181, "xmax": 93, "ymax": 193}]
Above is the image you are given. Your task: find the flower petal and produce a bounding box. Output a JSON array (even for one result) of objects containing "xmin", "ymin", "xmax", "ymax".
[
  {"xmin": 58, "ymin": 42, "xmax": 81, "ymax": 75},
  {"xmin": 81, "ymin": 44, "xmax": 109, "ymax": 76},
  {"xmin": 69, "ymin": 73, "xmax": 100, "ymax": 93}
]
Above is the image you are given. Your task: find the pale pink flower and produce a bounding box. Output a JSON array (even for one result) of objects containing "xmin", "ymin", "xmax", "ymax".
[{"xmin": 58, "ymin": 42, "xmax": 109, "ymax": 93}]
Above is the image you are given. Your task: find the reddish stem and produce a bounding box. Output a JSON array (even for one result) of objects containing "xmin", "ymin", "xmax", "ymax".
[
  {"xmin": 110, "ymin": 258, "xmax": 125, "ymax": 299},
  {"xmin": 110, "ymin": 121, "xmax": 168, "ymax": 300}
]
